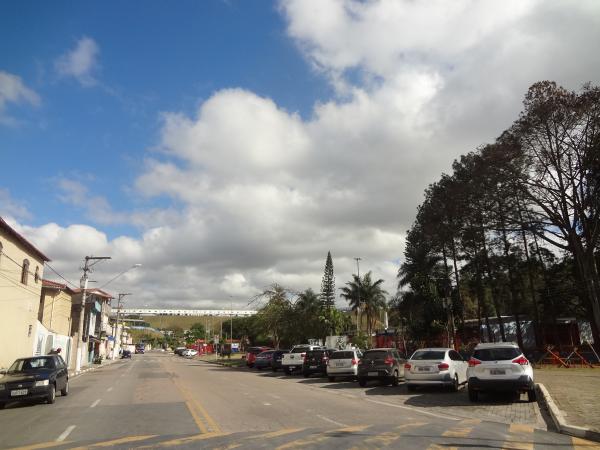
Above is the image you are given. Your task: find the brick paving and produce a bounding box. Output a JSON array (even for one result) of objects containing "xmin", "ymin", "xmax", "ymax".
[{"xmin": 535, "ymin": 367, "xmax": 600, "ymax": 433}]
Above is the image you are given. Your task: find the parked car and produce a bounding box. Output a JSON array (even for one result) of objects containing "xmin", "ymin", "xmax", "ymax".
[
  {"xmin": 174, "ymin": 347, "xmax": 187, "ymax": 356},
  {"xmin": 303, "ymin": 349, "xmax": 336, "ymax": 378},
  {"xmin": 326, "ymin": 349, "xmax": 362, "ymax": 381},
  {"xmin": 282, "ymin": 345, "xmax": 325, "ymax": 374},
  {"xmin": 0, "ymin": 355, "xmax": 69, "ymax": 409},
  {"xmin": 271, "ymin": 350, "xmax": 289, "ymax": 372},
  {"xmin": 404, "ymin": 348, "xmax": 467, "ymax": 391},
  {"xmin": 357, "ymin": 348, "xmax": 405, "ymax": 387},
  {"xmin": 182, "ymin": 348, "xmax": 198, "ymax": 357},
  {"xmin": 254, "ymin": 350, "xmax": 275, "ymax": 370},
  {"xmin": 121, "ymin": 350, "xmax": 132, "ymax": 359},
  {"xmin": 467, "ymin": 342, "xmax": 536, "ymax": 402},
  {"xmin": 245, "ymin": 346, "xmax": 272, "ymax": 368}
]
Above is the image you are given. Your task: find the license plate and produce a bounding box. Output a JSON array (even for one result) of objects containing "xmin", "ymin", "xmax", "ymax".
[
  {"xmin": 310, "ymin": 365, "xmax": 317, "ymax": 369},
  {"xmin": 289, "ymin": 366, "xmax": 296, "ymax": 370},
  {"xmin": 368, "ymin": 371, "xmax": 378, "ymax": 376},
  {"xmin": 336, "ymin": 362, "xmax": 345, "ymax": 367},
  {"xmin": 490, "ymin": 369, "xmax": 505, "ymax": 375},
  {"xmin": 418, "ymin": 367, "xmax": 430, "ymax": 372},
  {"xmin": 11, "ymin": 389, "xmax": 28, "ymax": 396}
]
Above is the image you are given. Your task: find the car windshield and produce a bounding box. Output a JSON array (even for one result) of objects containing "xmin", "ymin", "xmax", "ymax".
[
  {"xmin": 8, "ymin": 357, "xmax": 55, "ymax": 373},
  {"xmin": 473, "ymin": 347, "xmax": 522, "ymax": 361},
  {"xmin": 410, "ymin": 351, "xmax": 446, "ymax": 360},
  {"xmin": 363, "ymin": 351, "xmax": 388, "ymax": 360},
  {"xmin": 331, "ymin": 351, "xmax": 355, "ymax": 359},
  {"xmin": 292, "ymin": 346, "xmax": 311, "ymax": 353}
]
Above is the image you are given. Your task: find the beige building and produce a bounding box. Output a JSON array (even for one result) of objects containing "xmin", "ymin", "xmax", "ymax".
[
  {"xmin": 0, "ymin": 216, "xmax": 50, "ymax": 369},
  {"xmin": 39, "ymin": 280, "xmax": 75, "ymax": 337}
]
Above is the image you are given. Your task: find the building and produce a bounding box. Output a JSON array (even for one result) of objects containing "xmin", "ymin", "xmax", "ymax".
[
  {"xmin": 36, "ymin": 279, "xmax": 76, "ymax": 366},
  {"xmin": 119, "ymin": 308, "xmax": 257, "ymax": 317},
  {"xmin": 0, "ymin": 216, "xmax": 50, "ymax": 369},
  {"xmin": 70, "ymin": 288, "xmax": 114, "ymax": 368}
]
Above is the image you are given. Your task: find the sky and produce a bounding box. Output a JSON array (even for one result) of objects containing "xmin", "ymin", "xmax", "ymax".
[{"xmin": 1, "ymin": 0, "xmax": 600, "ymax": 310}]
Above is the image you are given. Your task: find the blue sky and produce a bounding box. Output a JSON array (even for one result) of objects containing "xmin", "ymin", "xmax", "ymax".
[{"xmin": 1, "ymin": 1, "xmax": 599, "ymax": 308}]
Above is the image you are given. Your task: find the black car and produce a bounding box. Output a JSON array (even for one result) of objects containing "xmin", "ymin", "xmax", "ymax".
[
  {"xmin": 271, "ymin": 350, "xmax": 289, "ymax": 372},
  {"xmin": 0, "ymin": 355, "xmax": 69, "ymax": 409},
  {"xmin": 302, "ymin": 349, "xmax": 336, "ymax": 378},
  {"xmin": 357, "ymin": 348, "xmax": 405, "ymax": 386},
  {"xmin": 121, "ymin": 350, "xmax": 132, "ymax": 359}
]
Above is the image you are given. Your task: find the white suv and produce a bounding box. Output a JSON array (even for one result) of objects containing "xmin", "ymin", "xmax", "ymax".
[
  {"xmin": 467, "ymin": 342, "xmax": 536, "ymax": 402},
  {"xmin": 326, "ymin": 349, "xmax": 362, "ymax": 381}
]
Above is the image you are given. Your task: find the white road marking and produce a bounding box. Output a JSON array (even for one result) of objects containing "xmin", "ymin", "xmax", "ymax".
[
  {"xmin": 365, "ymin": 398, "xmax": 460, "ymax": 421},
  {"xmin": 316, "ymin": 414, "xmax": 348, "ymax": 427},
  {"xmin": 268, "ymin": 393, "xmax": 281, "ymax": 399},
  {"xmin": 107, "ymin": 387, "xmax": 113, "ymax": 392},
  {"xmin": 90, "ymin": 399, "xmax": 101, "ymax": 408},
  {"xmin": 56, "ymin": 425, "xmax": 76, "ymax": 442},
  {"xmin": 263, "ymin": 402, "xmax": 272, "ymax": 406}
]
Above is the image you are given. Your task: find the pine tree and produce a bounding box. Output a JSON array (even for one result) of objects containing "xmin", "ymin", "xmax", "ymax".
[{"xmin": 320, "ymin": 251, "xmax": 336, "ymax": 311}]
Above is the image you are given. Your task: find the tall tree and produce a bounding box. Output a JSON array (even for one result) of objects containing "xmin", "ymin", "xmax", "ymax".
[
  {"xmin": 320, "ymin": 251, "xmax": 336, "ymax": 311},
  {"xmin": 340, "ymin": 271, "xmax": 387, "ymax": 339}
]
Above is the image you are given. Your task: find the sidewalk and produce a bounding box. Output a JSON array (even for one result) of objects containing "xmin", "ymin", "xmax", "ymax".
[
  {"xmin": 69, "ymin": 356, "xmax": 120, "ymax": 378},
  {"xmin": 535, "ymin": 368, "xmax": 600, "ymax": 437}
]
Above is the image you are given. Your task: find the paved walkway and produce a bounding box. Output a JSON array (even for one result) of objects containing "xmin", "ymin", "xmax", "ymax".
[{"xmin": 535, "ymin": 367, "xmax": 600, "ymax": 433}]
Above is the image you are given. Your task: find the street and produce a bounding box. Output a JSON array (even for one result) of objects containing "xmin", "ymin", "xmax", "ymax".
[{"xmin": 0, "ymin": 352, "xmax": 597, "ymax": 450}]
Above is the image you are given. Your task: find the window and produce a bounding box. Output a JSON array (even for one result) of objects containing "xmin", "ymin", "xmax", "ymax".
[
  {"xmin": 34, "ymin": 266, "xmax": 40, "ymax": 283},
  {"xmin": 21, "ymin": 259, "xmax": 29, "ymax": 285}
]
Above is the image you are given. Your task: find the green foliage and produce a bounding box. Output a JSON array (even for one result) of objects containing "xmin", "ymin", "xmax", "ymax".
[{"xmin": 320, "ymin": 251, "xmax": 336, "ymax": 312}]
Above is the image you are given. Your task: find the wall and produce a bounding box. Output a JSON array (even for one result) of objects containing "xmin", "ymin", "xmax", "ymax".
[
  {"xmin": 0, "ymin": 229, "xmax": 45, "ymax": 368},
  {"xmin": 39, "ymin": 288, "xmax": 73, "ymax": 337}
]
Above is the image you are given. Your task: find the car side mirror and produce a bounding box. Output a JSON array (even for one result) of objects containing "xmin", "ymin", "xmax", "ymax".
[{"xmin": 0, "ymin": 369, "xmax": 6, "ymax": 375}]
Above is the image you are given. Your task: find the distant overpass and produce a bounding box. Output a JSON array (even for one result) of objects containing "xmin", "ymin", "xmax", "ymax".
[{"xmin": 119, "ymin": 308, "xmax": 258, "ymax": 317}]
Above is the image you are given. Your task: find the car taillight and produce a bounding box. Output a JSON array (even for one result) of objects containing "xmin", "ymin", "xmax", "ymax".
[
  {"xmin": 358, "ymin": 359, "xmax": 364, "ymax": 365},
  {"xmin": 512, "ymin": 356, "xmax": 529, "ymax": 365},
  {"xmin": 468, "ymin": 358, "xmax": 482, "ymax": 367},
  {"xmin": 404, "ymin": 363, "xmax": 411, "ymax": 370},
  {"xmin": 351, "ymin": 358, "xmax": 358, "ymax": 366},
  {"xmin": 384, "ymin": 356, "xmax": 394, "ymax": 365},
  {"xmin": 438, "ymin": 363, "xmax": 449, "ymax": 370}
]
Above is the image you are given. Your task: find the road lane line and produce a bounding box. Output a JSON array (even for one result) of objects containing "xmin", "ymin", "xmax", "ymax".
[
  {"xmin": 185, "ymin": 400, "xmax": 209, "ymax": 434},
  {"xmin": 276, "ymin": 425, "xmax": 370, "ymax": 450},
  {"xmin": 90, "ymin": 399, "xmax": 101, "ymax": 408},
  {"xmin": 501, "ymin": 423, "xmax": 534, "ymax": 450},
  {"xmin": 263, "ymin": 402, "xmax": 272, "ymax": 406},
  {"xmin": 316, "ymin": 414, "xmax": 348, "ymax": 427},
  {"xmin": 572, "ymin": 436, "xmax": 600, "ymax": 449},
  {"xmin": 9, "ymin": 442, "xmax": 72, "ymax": 450},
  {"xmin": 106, "ymin": 387, "xmax": 113, "ymax": 392},
  {"xmin": 56, "ymin": 425, "xmax": 76, "ymax": 442},
  {"xmin": 69, "ymin": 434, "xmax": 158, "ymax": 449},
  {"xmin": 151, "ymin": 432, "xmax": 230, "ymax": 447}
]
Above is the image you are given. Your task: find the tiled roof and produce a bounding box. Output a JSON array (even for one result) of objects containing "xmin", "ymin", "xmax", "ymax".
[
  {"xmin": 0, "ymin": 216, "xmax": 51, "ymax": 262},
  {"xmin": 42, "ymin": 279, "xmax": 76, "ymax": 294}
]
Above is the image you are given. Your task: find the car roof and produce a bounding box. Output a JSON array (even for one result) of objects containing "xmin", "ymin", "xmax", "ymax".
[
  {"xmin": 412, "ymin": 348, "xmax": 451, "ymax": 352},
  {"xmin": 474, "ymin": 342, "xmax": 520, "ymax": 349}
]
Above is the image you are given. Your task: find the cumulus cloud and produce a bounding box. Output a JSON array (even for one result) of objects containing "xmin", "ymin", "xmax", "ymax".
[
  {"xmin": 0, "ymin": 71, "xmax": 40, "ymax": 125},
  {"xmin": 15, "ymin": 1, "xmax": 600, "ymax": 309},
  {"xmin": 0, "ymin": 189, "xmax": 32, "ymax": 220},
  {"xmin": 55, "ymin": 37, "xmax": 99, "ymax": 86}
]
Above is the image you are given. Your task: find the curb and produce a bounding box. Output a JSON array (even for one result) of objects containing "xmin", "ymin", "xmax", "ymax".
[
  {"xmin": 537, "ymin": 383, "xmax": 600, "ymax": 442},
  {"xmin": 69, "ymin": 358, "xmax": 119, "ymax": 379}
]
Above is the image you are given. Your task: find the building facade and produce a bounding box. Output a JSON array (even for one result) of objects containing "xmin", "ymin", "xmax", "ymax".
[{"xmin": 0, "ymin": 217, "xmax": 50, "ymax": 369}]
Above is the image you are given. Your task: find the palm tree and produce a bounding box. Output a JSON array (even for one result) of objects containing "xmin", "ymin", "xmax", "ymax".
[{"xmin": 340, "ymin": 271, "xmax": 387, "ymax": 339}]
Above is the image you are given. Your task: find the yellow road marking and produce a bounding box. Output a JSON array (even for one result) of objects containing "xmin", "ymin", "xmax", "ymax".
[
  {"xmin": 572, "ymin": 437, "xmax": 600, "ymax": 449},
  {"xmin": 185, "ymin": 400, "xmax": 208, "ymax": 434},
  {"xmin": 69, "ymin": 435, "xmax": 157, "ymax": 450},
  {"xmin": 150, "ymin": 432, "xmax": 230, "ymax": 448},
  {"xmin": 428, "ymin": 445, "xmax": 458, "ymax": 450},
  {"xmin": 276, "ymin": 425, "xmax": 370, "ymax": 450},
  {"xmin": 501, "ymin": 423, "xmax": 534, "ymax": 450},
  {"xmin": 250, "ymin": 428, "xmax": 306, "ymax": 440},
  {"xmin": 8, "ymin": 442, "xmax": 72, "ymax": 450},
  {"xmin": 395, "ymin": 421, "xmax": 429, "ymax": 430}
]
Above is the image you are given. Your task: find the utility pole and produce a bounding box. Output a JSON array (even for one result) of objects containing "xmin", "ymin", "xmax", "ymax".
[
  {"xmin": 354, "ymin": 257, "xmax": 361, "ymax": 334},
  {"xmin": 76, "ymin": 255, "xmax": 111, "ymax": 373},
  {"xmin": 114, "ymin": 293, "xmax": 131, "ymax": 359}
]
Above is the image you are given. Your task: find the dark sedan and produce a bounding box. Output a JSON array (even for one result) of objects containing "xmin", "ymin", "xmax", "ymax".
[
  {"xmin": 303, "ymin": 349, "xmax": 336, "ymax": 378},
  {"xmin": 0, "ymin": 355, "xmax": 69, "ymax": 409},
  {"xmin": 357, "ymin": 348, "xmax": 405, "ymax": 386},
  {"xmin": 255, "ymin": 350, "xmax": 289, "ymax": 371}
]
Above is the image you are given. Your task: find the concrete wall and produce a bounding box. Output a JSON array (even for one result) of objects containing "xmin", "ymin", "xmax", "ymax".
[{"xmin": 0, "ymin": 229, "xmax": 45, "ymax": 369}]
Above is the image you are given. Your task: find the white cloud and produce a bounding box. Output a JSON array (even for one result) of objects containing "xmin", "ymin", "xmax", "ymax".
[
  {"xmin": 0, "ymin": 71, "xmax": 40, "ymax": 125},
  {"xmin": 55, "ymin": 37, "xmax": 99, "ymax": 86},
  {"xmin": 0, "ymin": 189, "xmax": 32, "ymax": 220},
  {"xmin": 13, "ymin": 1, "xmax": 600, "ymax": 310}
]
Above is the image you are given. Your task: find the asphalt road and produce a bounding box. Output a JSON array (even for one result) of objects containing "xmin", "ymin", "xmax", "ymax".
[{"xmin": 0, "ymin": 352, "xmax": 597, "ymax": 449}]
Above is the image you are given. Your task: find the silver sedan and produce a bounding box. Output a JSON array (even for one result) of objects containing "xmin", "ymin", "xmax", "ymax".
[{"xmin": 404, "ymin": 348, "xmax": 467, "ymax": 392}]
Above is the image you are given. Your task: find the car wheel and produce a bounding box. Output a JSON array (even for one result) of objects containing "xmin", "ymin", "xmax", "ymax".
[
  {"xmin": 0, "ymin": 402, "xmax": 5, "ymax": 410},
  {"xmin": 272, "ymin": 367, "xmax": 277, "ymax": 372},
  {"xmin": 451, "ymin": 374, "xmax": 459, "ymax": 392},
  {"xmin": 61, "ymin": 380, "xmax": 69, "ymax": 396},
  {"xmin": 358, "ymin": 378, "xmax": 367, "ymax": 387},
  {"xmin": 284, "ymin": 368, "xmax": 291, "ymax": 375},
  {"xmin": 391, "ymin": 370, "xmax": 399, "ymax": 386},
  {"xmin": 47, "ymin": 384, "xmax": 56, "ymax": 404},
  {"xmin": 527, "ymin": 388, "xmax": 537, "ymax": 402},
  {"xmin": 468, "ymin": 386, "xmax": 478, "ymax": 402},
  {"xmin": 328, "ymin": 376, "xmax": 335, "ymax": 382},
  {"xmin": 257, "ymin": 366, "xmax": 262, "ymax": 371}
]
